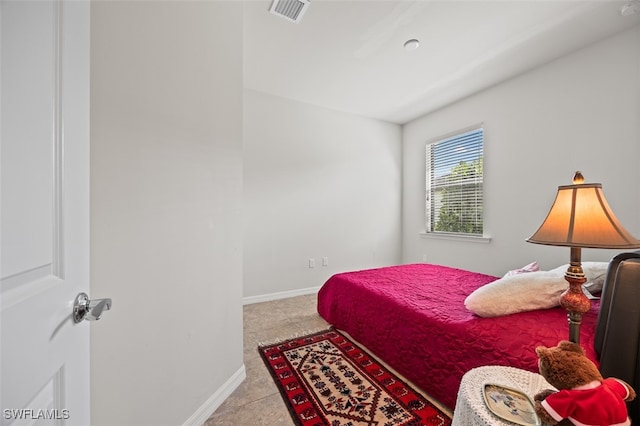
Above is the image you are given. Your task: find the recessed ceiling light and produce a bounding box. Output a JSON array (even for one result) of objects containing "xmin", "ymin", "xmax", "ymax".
[{"xmin": 403, "ymin": 39, "xmax": 420, "ymax": 51}]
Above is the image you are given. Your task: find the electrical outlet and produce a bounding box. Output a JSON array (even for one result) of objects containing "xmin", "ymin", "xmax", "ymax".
[
  {"xmin": 422, "ymin": 254, "xmax": 427, "ymax": 263},
  {"xmin": 322, "ymin": 257, "xmax": 328, "ymax": 266},
  {"xmin": 308, "ymin": 258, "xmax": 315, "ymax": 268}
]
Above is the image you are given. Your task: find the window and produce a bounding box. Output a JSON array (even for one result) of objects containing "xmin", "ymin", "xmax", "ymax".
[{"xmin": 425, "ymin": 127, "xmax": 484, "ymax": 236}]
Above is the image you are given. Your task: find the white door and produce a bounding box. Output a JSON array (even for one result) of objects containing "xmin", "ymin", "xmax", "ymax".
[{"xmin": 1, "ymin": 1, "xmax": 91, "ymax": 425}]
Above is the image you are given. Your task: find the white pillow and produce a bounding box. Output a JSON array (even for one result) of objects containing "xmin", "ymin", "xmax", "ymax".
[{"xmin": 465, "ymin": 271, "xmax": 567, "ymax": 318}]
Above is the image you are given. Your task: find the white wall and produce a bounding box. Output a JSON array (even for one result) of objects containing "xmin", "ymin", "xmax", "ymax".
[
  {"xmin": 90, "ymin": 2, "xmax": 244, "ymax": 425},
  {"xmin": 243, "ymin": 90, "xmax": 402, "ymax": 300},
  {"xmin": 403, "ymin": 25, "xmax": 640, "ymax": 276}
]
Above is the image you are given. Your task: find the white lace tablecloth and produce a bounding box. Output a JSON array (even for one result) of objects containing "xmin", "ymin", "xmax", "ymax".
[{"xmin": 451, "ymin": 366, "xmax": 555, "ymax": 426}]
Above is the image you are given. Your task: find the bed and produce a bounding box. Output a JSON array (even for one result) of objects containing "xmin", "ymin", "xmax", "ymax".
[{"xmin": 316, "ymin": 263, "xmax": 601, "ymax": 410}]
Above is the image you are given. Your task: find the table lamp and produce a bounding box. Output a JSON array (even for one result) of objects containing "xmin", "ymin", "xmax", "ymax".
[{"xmin": 527, "ymin": 171, "xmax": 640, "ymax": 344}]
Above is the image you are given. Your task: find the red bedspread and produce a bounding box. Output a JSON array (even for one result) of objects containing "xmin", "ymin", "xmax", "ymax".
[{"xmin": 316, "ymin": 263, "xmax": 600, "ymax": 410}]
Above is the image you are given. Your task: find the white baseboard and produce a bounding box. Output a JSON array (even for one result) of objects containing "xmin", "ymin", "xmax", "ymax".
[
  {"xmin": 243, "ymin": 286, "xmax": 321, "ymax": 305},
  {"xmin": 182, "ymin": 364, "xmax": 246, "ymax": 426}
]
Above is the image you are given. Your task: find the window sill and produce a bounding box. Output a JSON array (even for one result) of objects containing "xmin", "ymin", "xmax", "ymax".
[{"xmin": 419, "ymin": 232, "xmax": 492, "ymax": 244}]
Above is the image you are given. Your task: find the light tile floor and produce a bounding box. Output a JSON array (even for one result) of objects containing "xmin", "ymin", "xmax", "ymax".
[{"xmin": 204, "ymin": 293, "xmax": 329, "ymax": 425}]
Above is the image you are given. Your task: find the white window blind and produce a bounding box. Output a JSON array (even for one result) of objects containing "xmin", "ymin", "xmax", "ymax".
[{"xmin": 426, "ymin": 128, "xmax": 484, "ymax": 236}]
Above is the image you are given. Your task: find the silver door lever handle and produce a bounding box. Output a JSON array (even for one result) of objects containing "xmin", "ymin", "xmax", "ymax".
[{"xmin": 73, "ymin": 292, "xmax": 112, "ymax": 323}]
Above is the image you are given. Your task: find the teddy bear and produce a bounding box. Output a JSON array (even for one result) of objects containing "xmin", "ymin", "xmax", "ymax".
[{"xmin": 534, "ymin": 340, "xmax": 636, "ymax": 426}]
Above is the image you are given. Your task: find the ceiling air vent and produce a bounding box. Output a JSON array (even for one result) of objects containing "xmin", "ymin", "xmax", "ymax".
[{"xmin": 269, "ymin": 0, "xmax": 310, "ymax": 24}]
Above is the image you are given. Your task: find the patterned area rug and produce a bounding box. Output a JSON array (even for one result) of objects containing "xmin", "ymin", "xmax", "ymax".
[{"xmin": 259, "ymin": 329, "xmax": 452, "ymax": 426}]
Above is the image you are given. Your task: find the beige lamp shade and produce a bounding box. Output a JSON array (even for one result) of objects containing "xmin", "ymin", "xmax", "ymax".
[{"xmin": 527, "ymin": 179, "xmax": 640, "ymax": 249}]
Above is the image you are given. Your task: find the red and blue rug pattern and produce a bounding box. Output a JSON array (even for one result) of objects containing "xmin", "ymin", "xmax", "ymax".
[{"xmin": 259, "ymin": 329, "xmax": 451, "ymax": 426}]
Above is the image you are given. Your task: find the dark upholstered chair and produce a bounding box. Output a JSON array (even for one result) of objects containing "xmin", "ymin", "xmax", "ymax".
[{"xmin": 595, "ymin": 251, "xmax": 640, "ymax": 425}]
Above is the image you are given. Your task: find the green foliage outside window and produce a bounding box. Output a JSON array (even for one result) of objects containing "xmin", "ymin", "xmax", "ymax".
[{"xmin": 434, "ymin": 157, "xmax": 483, "ymax": 235}]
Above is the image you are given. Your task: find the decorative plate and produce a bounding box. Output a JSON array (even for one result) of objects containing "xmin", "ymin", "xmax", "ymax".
[{"xmin": 482, "ymin": 383, "xmax": 541, "ymax": 426}]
